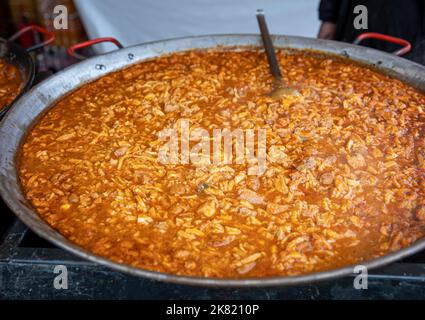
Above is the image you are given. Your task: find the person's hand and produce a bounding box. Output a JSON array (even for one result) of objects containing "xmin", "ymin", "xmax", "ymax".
[{"xmin": 317, "ymin": 21, "xmax": 337, "ymax": 40}]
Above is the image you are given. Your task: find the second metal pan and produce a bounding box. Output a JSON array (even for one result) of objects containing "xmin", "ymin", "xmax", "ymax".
[{"xmin": 0, "ymin": 25, "xmax": 55, "ymax": 118}]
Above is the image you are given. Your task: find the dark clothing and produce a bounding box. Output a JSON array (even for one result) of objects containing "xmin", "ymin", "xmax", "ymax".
[
  {"xmin": 319, "ymin": 0, "xmax": 425, "ymax": 64},
  {"xmin": 319, "ymin": 0, "xmax": 341, "ymax": 23}
]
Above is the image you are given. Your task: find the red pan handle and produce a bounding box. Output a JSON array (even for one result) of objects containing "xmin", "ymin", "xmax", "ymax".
[
  {"xmin": 67, "ymin": 37, "xmax": 124, "ymax": 60},
  {"xmin": 353, "ymin": 32, "xmax": 411, "ymax": 56},
  {"xmin": 9, "ymin": 25, "xmax": 55, "ymax": 52}
]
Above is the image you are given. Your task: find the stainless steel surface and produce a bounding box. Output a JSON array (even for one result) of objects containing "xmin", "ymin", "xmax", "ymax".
[
  {"xmin": 1, "ymin": 34, "xmax": 425, "ymax": 287},
  {"xmin": 0, "ymin": 39, "xmax": 35, "ymax": 118}
]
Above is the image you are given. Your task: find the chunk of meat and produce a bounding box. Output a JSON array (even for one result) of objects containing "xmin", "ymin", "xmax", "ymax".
[
  {"xmin": 197, "ymin": 200, "xmax": 217, "ymax": 217},
  {"xmin": 268, "ymin": 145, "xmax": 287, "ymax": 164},
  {"xmin": 347, "ymin": 153, "xmax": 366, "ymax": 169},
  {"xmin": 320, "ymin": 172, "xmax": 334, "ymax": 185},
  {"xmin": 164, "ymin": 103, "xmax": 180, "ymax": 113},
  {"xmin": 169, "ymin": 184, "xmax": 187, "ymax": 195},
  {"xmin": 414, "ymin": 205, "xmax": 425, "ymax": 222},
  {"xmin": 239, "ymin": 189, "xmax": 264, "ymax": 205},
  {"xmin": 211, "ymin": 235, "xmax": 235, "ymax": 247},
  {"xmin": 266, "ymin": 203, "xmax": 289, "ymax": 215}
]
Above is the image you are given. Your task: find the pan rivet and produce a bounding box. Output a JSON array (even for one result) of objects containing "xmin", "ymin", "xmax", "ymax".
[
  {"xmin": 95, "ymin": 64, "xmax": 106, "ymax": 70},
  {"xmin": 128, "ymin": 53, "xmax": 134, "ymax": 60}
]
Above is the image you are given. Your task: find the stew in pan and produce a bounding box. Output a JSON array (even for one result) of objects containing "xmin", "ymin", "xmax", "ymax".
[{"xmin": 18, "ymin": 49, "xmax": 425, "ymax": 278}]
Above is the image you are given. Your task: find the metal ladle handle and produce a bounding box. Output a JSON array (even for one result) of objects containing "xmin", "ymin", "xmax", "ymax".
[{"xmin": 256, "ymin": 9, "xmax": 282, "ymax": 81}]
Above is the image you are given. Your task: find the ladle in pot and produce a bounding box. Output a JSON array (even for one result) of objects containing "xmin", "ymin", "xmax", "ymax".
[{"xmin": 256, "ymin": 9, "xmax": 300, "ymax": 99}]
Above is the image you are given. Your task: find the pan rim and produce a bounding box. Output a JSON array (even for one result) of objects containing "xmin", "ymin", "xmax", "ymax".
[{"xmin": 2, "ymin": 33, "xmax": 425, "ymax": 287}]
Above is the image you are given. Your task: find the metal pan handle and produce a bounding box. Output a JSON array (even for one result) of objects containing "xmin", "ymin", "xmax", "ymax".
[
  {"xmin": 67, "ymin": 37, "xmax": 124, "ymax": 60},
  {"xmin": 8, "ymin": 25, "xmax": 55, "ymax": 52},
  {"xmin": 353, "ymin": 32, "xmax": 412, "ymax": 56}
]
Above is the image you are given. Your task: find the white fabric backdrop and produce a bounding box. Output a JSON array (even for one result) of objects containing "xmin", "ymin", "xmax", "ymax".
[{"xmin": 74, "ymin": 0, "xmax": 320, "ymax": 53}]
